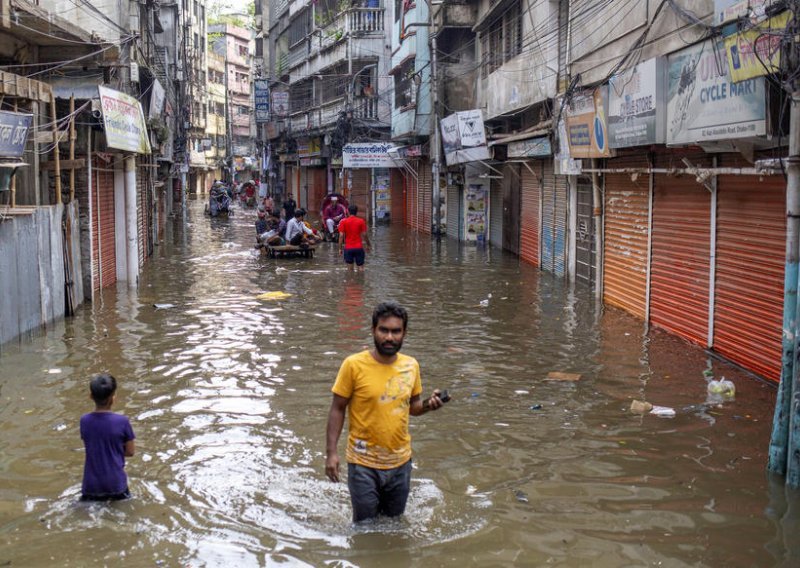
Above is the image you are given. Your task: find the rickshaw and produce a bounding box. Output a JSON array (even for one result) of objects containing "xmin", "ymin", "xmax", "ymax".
[{"xmin": 320, "ymin": 193, "xmax": 349, "ymax": 242}]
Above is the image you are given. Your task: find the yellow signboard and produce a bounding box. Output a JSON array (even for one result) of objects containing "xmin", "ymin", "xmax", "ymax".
[{"xmin": 725, "ymin": 11, "xmax": 790, "ymax": 83}]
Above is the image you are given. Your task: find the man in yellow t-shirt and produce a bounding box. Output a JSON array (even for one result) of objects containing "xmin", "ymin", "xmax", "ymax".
[{"xmin": 325, "ymin": 302, "xmax": 445, "ymax": 522}]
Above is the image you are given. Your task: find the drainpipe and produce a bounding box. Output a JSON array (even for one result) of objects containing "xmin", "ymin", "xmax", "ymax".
[
  {"xmin": 124, "ymin": 155, "xmax": 139, "ymax": 287},
  {"xmin": 591, "ymin": 158, "xmax": 602, "ymax": 300},
  {"xmin": 770, "ymin": 91, "xmax": 800, "ymax": 482}
]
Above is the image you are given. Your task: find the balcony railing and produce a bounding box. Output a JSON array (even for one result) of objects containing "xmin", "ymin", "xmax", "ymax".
[
  {"xmin": 352, "ymin": 96, "xmax": 378, "ymax": 121},
  {"xmin": 316, "ymin": 7, "xmax": 385, "ymax": 52}
]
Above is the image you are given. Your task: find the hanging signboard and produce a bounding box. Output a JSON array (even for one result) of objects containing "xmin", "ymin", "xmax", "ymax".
[
  {"xmin": 724, "ymin": 11, "xmax": 790, "ymax": 83},
  {"xmin": 714, "ymin": 0, "xmax": 775, "ymax": 25},
  {"xmin": 608, "ymin": 57, "xmax": 667, "ymax": 148},
  {"xmin": 149, "ymin": 79, "xmax": 165, "ymax": 119},
  {"xmin": 440, "ymin": 109, "xmax": 490, "ymax": 166},
  {"xmin": 254, "ymin": 79, "xmax": 270, "ymax": 123},
  {"xmin": 342, "ymin": 142, "xmax": 399, "ymax": 168},
  {"xmin": 98, "ymin": 86, "xmax": 152, "ymax": 154},
  {"xmin": 0, "ymin": 111, "xmax": 33, "ymax": 158},
  {"xmin": 564, "ymin": 87, "xmax": 612, "ymax": 158},
  {"xmin": 667, "ymin": 39, "xmax": 766, "ymax": 145},
  {"xmin": 507, "ymin": 136, "xmax": 552, "ymax": 158},
  {"xmin": 298, "ymin": 138, "xmax": 321, "ymax": 158},
  {"xmin": 271, "ymin": 91, "xmax": 289, "ymax": 117}
]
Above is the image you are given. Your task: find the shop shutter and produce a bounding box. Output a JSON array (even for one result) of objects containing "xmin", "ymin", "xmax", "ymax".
[
  {"xmin": 541, "ymin": 160, "xmax": 555, "ymax": 271},
  {"xmin": 310, "ymin": 167, "xmax": 327, "ymax": 218},
  {"xmin": 418, "ymin": 159, "xmax": 432, "ymax": 235},
  {"xmin": 349, "ymin": 169, "xmax": 370, "ymax": 214},
  {"xmin": 92, "ymin": 157, "xmax": 117, "ymax": 291},
  {"xmin": 575, "ymin": 178, "xmax": 596, "ymax": 286},
  {"xmin": 489, "ymin": 177, "xmax": 503, "ymax": 247},
  {"xmin": 391, "ymin": 169, "xmax": 405, "ymax": 224},
  {"xmin": 714, "ymin": 154, "xmax": 784, "ymax": 382},
  {"xmin": 554, "ymin": 172, "xmax": 567, "ymax": 277},
  {"xmin": 650, "ymin": 150, "xmax": 712, "ymax": 346},
  {"xmin": 406, "ymin": 163, "xmax": 419, "ymax": 231},
  {"xmin": 137, "ymin": 161, "xmax": 148, "ymax": 268},
  {"xmin": 603, "ymin": 154, "xmax": 650, "ymax": 319},
  {"xmin": 519, "ymin": 163, "xmax": 540, "ymax": 266},
  {"xmin": 446, "ymin": 184, "xmax": 461, "ymax": 240}
]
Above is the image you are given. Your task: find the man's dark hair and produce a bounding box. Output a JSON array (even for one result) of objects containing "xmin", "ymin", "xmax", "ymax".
[
  {"xmin": 90, "ymin": 373, "xmax": 117, "ymax": 406},
  {"xmin": 294, "ymin": 209, "xmax": 304, "ymax": 218},
  {"xmin": 348, "ymin": 204, "xmax": 358, "ymax": 215},
  {"xmin": 372, "ymin": 302, "xmax": 408, "ymax": 330}
]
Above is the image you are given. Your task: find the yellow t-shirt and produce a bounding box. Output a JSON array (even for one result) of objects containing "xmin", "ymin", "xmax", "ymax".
[{"xmin": 332, "ymin": 350, "xmax": 422, "ymax": 469}]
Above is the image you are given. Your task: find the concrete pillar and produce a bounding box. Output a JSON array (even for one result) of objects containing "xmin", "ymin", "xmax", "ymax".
[{"xmin": 124, "ymin": 155, "xmax": 138, "ymax": 287}]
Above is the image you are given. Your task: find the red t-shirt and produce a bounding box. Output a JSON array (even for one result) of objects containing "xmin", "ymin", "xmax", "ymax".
[{"xmin": 338, "ymin": 216, "xmax": 367, "ymax": 249}]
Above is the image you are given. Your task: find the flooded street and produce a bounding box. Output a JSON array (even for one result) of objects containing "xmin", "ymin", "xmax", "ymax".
[{"xmin": 1, "ymin": 201, "xmax": 797, "ymax": 567}]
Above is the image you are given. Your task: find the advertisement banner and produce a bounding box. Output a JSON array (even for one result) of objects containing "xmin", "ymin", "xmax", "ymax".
[
  {"xmin": 149, "ymin": 79, "xmax": 165, "ymax": 119},
  {"xmin": 342, "ymin": 143, "xmax": 399, "ymax": 168},
  {"xmin": 608, "ymin": 57, "xmax": 666, "ymax": 148},
  {"xmin": 714, "ymin": 0, "xmax": 775, "ymax": 25},
  {"xmin": 565, "ymin": 87, "xmax": 611, "ymax": 158},
  {"xmin": 271, "ymin": 91, "xmax": 289, "ymax": 117},
  {"xmin": 298, "ymin": 138, "xmax": 321, "ymax": 158},
  {"xmin": 464, "ymin": 184, "xmax": 488, "ymax": 242},
  {"xmin": 667, "ymin": 39, "xmax": 766, "ymax": 145},
  {"xmin": 254, "ymin": 79, "xmax": 270, "ymax": 123},
  {"xmin": 724, "ymin": 11, "xmax": 790, "ymax": 83},
  {"xmin": 98, "ymin": 86, "xmax": 151, "ymax": 154},
  {"xmin": 441, "ymin": 110, "xmax": 491, "ymax": 165},
  {"xmin": 0, "ymin": 111, "xmax": 32, "ymax": 159}
]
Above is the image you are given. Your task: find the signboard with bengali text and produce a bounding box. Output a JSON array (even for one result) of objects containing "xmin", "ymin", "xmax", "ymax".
[
  {"xmin": 98, "ymin": 86, "xmax": 151, "ymax": 154},
  {"xmin": 343, "ymin": 143, "xmax": 399, "ymax": 168},
  {"xmin": 0, "ymin": 111, "xmax": 32, "ymax": 159}
]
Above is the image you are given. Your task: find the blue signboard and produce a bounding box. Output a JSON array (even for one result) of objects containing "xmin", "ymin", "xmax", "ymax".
[
  {"xmin": 254, "ymin": 79, "xmax": 270, "ymax": 123},
  {"xmin": 0, "ymin": 111, "xmax": 33, "ymax": 159}
]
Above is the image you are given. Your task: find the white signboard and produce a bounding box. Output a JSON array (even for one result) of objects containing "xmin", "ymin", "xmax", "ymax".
[
  {"xmin": 272, "ymin": 91, "xmax": 289, "ymax": 117},
  {"xmin": 608, "ymin": 57, "xmax": 666, "ymax": 148},
  {"xmin": 98, "ymin": 86, "xmax": 151, "ymax": 154},
  {"xmin": 440, "ymin": 110, "xmax": 490, "ymax": 166},
  {"xmin": 342, "ymin": 143, "xmax": 399, "ymax": 168},
  {"xmin": 714, "ymin": 0, "xmax": 776, "ymax": 25}
]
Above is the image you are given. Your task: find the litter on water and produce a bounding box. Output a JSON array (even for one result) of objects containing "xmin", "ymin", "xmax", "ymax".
[
  {"xmin": 153, "ymin": 303, "xmax": 175, "ymax": 309},
  {"xmin": 650, "ymin": 405, "xmax": 676, "ymax": 418},
  {"xmin": 545, "ymin": 371, "xmax": 582, "ymax": 382},
  {"xmin": 256, "ymin": 291, "xmax": 292, "ymax": 301},
  {"xmin": 630, "ymin": 400, "xmax": 653, "ymax": 414}
]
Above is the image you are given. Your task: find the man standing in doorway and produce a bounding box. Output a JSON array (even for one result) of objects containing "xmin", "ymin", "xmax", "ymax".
[
  {"xmin": 338, "ymin": 204, "xmax": 370, "ymax": 271},
  {"xmin": 325, "ymin": 302, "xmax": 446, "ymax": 522}
]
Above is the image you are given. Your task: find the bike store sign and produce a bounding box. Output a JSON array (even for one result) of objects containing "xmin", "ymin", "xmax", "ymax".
[
  {"xmin": 608, "ymin": 57, "xmax": 667, "ymax": 148},
  {"xmin": 667, "ymin": 39, "xmax": 765, "ymax": 145},
  {"xmin": 342, "ymin": 143, "xmax": 398, "ymax": 168}
]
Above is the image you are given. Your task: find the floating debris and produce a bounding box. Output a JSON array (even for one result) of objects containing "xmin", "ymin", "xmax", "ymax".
[
  {"xmin": 650, "ymin": 405, "xmax": 676, "ymax": 418},
  {"xmin": 153, "ymin": 303, "xmax": 175, "ymax": 310},
  {"xmin": 630, "ymin": 400, "xmax": 653, "ymax": 414},
  {"xmin": 256, "ymin": 291, "xmax": 292, "ymax": 301},
  {"xmin": 514, "ymin": 490, "xmax": 529, "ymax": 503},
  {"xmin": 545, "ymin": 371, "xmax": 582, "ymax": 382}
]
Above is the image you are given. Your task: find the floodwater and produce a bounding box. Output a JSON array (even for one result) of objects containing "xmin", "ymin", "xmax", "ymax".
[{"xmin": 1, "ymin": 200, "xmax": 798, "ymax": 567}]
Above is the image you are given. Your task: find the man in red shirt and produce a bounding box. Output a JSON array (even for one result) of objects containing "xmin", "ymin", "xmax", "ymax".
[{"xmin": 338, "ymin": 204, "xmax": 371, "ymax": 270}]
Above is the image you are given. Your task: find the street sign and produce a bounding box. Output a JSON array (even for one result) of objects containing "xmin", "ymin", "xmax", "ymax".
[{"xmin": 254, "ymin": 79, "xmax": 269, "ymax": 123}]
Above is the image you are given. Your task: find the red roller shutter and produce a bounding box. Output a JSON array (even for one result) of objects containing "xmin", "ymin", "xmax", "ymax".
[
  {"xmin": 391, "ymin": 169, "xmax": 405, "ymax": 224},
  {"xmin": 519, "ymin": 163, "xmax": 540, "ymax": 266},
  {"xmin": 650, "ymin": 150, "xmax": 712, "ymax": 346},
  {"xmin": 603, "ymin": 154, "xmax": 650, "ymax": 319},
  {"xmin": 350, "ymin": 169, "xmax": 371, "ymax": 213},
  {"xmin": 713, "ymin": 155, "xmax": 785, "ymax": 382},
  {"xmin": 91, "ymin": 157, "xmax": 116, "ymax": 291}
]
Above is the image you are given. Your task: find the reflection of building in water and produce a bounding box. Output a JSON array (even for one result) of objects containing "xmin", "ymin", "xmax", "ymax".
[{"xmin": 338, "ymin": 277, "xmax": 366, "ymax": 339}]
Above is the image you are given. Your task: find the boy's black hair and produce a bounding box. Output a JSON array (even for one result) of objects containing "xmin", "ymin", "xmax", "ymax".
[
  {"xmin": 348, "ymin": 204, "xmax": 358, "ymax": 215},
  {"xmin": 372, "ymin": 302, "xmax": 408, "ymax": 331},
  {"xmin": 90, "ymin": 373, "xmax": 117, "ymax": 406}
]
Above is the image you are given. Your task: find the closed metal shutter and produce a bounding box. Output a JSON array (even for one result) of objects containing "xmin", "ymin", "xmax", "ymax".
[
  {"xmin": 92, "ymin": 157, "xmax": 116, "ymax": 291},
  {"xmin": 541, "ymin": 161, "xmax": 555, "ymax": 271},
  {"xmin": 349, "ymin": 169, "xmax": 370, "ymax": 214},
  {"xmin": 489, "ymin": 177, "xmax": 503, "ymax": 247},
  {"xmin": 310, "ymin": 167, "xmax": 328, "ymax": 217},
  {"xmin": 418, "ymin": 159, "xmax": 432, "ymax": 235},
  {"xmin": 650, "ymin": 150, "xmax": 712, "ymax": 346},
  {"xmin": 552, "ymin": 165, "xmax": 568, "ymax": 277},
  {"xmin": 519, "ymin": 163, "xmax": 540, "ymax": 266},
  {"xmin": 714, "ymin": 154, "xmax": 784, "ymax": 382},
  {"xmin": 137, "ymin": 162, "xmax": 148, "ymax": 268},
  {"xmin": 603, "ymin": 154, "xmax": 650, "ymax": 319},
  {"xmin": 575, "ymin": 177, "xmax": 596, "ymax": 286},
  {"xmin": 391, "ymin": 169, "xmax": 405, "ymax": 224},
  {"xmin": 406, "ymin": 163, "xmax": 419, "ymax": 231},
  {"xmin": 446, "ymin": 184, "xmax": 461, "ymax": 240}
]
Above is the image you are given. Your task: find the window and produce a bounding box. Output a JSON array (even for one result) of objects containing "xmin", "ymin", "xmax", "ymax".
[
  {"xmin": 288, "ymin": 9, "xmax": 310, "ymax": 46},
  {"xmin": 237, "ymin": 43, "xmax": 248, "ymax": 58},
  {"xmin": 480, "ymin": 1, "xmax": 522, "ymax": 79},
  {"xmin": 394, "ymin": 58, "xmax": 416, "ymax": 109}
]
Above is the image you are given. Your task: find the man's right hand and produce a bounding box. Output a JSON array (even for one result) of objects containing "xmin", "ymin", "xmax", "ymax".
[{"xmin": 325, "ymin": 453, "xmax": 340, "ymax": 482}]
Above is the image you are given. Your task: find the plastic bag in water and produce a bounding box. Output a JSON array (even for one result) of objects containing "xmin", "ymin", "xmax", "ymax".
[{"xmin": 707, "ymin": 378, "xmax": 735, "ymax": 399}]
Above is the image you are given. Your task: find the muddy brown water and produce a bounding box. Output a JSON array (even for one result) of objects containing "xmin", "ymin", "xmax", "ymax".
[{"xmin": 1, "ymin": 201, "xmax": 798, "ymax": 567}]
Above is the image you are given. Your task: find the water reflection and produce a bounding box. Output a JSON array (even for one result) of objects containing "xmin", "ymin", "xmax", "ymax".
[{"xmin": 0, "ymin": 200, "xmax": 790, "ymax": 566}]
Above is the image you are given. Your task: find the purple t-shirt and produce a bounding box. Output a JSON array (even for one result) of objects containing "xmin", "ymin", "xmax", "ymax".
[{"xmin": 80, "ymin": 412, "xmax": 135, "ymax": 497}]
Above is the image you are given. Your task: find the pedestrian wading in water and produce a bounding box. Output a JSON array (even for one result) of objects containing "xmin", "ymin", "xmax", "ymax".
[
  {"xmin": 80, "ymin": 373, "xmax": 136, "ymax": 501},
  {"xmin": 325, "ymin": 302, "xmax": 447, "ymax": 522}
]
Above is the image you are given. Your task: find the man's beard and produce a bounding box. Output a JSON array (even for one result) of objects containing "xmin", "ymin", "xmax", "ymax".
[{"xmin": 374, "ymin": 337, "xmax": 402, "ymax": 357}]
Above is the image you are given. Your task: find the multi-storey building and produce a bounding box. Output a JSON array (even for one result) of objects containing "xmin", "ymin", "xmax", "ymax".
[
  {"xmin": 184, "ymin": 0, "xmax": 210, "ymax": 194},
  {"xmin": 210, "ymin": 23, "xmax": 256, "ymax": 182},
  {"xmin": 205, "ymin": 52, "xmax": 228, "ymax": 183},
  {"xmin": 261, "ymin": 0, "xmax": 392, "ymax": 216},
  {"xmin": 387, "ymin": 0, "xmax": 794, "ymax": 388}
]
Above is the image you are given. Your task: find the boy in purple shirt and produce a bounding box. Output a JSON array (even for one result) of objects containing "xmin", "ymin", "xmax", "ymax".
[{"xmin": 80, "ymin": 373, "xmax": 136, "ymax": 501}]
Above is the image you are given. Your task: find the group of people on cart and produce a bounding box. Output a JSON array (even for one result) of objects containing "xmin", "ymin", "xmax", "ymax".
[{"xmin": 254, "ymin": 193, "xmax": 357, "ymax": 249}]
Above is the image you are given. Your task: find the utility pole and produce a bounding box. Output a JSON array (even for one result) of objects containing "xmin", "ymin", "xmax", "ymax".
[
  {"xmin": 769, "ymin": 0, "xmax": 800, "ymax": 486},
  {"xmin": 430, "ymin": 7, "xmax": 442, "ymax": 237}
]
